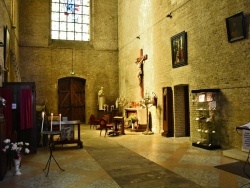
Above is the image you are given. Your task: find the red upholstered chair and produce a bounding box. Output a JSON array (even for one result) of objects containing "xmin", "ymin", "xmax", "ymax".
[
  {"xmin": 88, "ymin": 114, "xmax": 100, "ymax": 129},
  {"xmin": 99, "ymin": 117, "xmax": 114, "ymax": 137}
]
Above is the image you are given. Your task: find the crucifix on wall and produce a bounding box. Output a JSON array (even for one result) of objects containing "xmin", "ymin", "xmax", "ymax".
[{"xmin": 135, "ymin": 49, "xmax": 148, "ymax": 98}]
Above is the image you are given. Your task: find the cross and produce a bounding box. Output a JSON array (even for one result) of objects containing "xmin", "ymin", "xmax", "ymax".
[{"xmin": 135, "ymin": 49, "xmax": 148, "ymax": 98}]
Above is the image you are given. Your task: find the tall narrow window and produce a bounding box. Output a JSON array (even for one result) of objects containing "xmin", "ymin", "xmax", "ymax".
[{"xmin": 51, "ymin": 0, "xmax": 90, "ymax": 41}]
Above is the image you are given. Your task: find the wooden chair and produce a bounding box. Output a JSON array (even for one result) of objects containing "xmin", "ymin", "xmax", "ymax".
[
  {"xmin": 88, "ymin": 114, "xmax": 100, "ymax": 129},
  {"xmin": 99, "ymin": 118, "xmax": 114, "ymax": 137}
]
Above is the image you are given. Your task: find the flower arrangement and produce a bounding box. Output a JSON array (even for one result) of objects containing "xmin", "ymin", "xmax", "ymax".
[
  {"xmin": 0, "ymin": 97, "xmax": 6, "ymax": 107},
  {"xmin": 127, "ymin": 114, "xmax": 138, "ymax": 123},
  {"xmin": 2, "ymin": 139, "xmax": 30, "ymax": 160}
]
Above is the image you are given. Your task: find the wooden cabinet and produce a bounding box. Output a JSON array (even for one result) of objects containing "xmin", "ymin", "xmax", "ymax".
[
  {"xmin": 162, "ymin": 87, "xmax": 174, "ymax": 137},
  {"xmin": 3, "ymin": 82, "xmax": 37, "ymax": 154}
]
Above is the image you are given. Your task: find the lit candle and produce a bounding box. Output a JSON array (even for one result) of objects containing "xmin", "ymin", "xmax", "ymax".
[
  {"xmin": 59, "ymin": 114, "xmax": 61, "ymax": 131},
  {"xmin": 41, "ymin": 112, "xmax": 44, "ymax": 132},
  {"xmin": 51, "ymin": 113, "xmax": 53, "ymax": 131}
]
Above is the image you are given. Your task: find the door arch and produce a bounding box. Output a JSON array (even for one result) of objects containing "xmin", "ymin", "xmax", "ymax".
[{"xmin": 58, "ymin": 77, "xmax": 86, "ymax": 122}]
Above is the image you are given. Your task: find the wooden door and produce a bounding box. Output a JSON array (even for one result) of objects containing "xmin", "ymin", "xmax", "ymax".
[
  {"xmin": 58, "ymin": 77, "xmax": 86, "ymax": 122},
  {"xmin": 162, "ymin": 87, "xmax": 174, "ymax": 137}
]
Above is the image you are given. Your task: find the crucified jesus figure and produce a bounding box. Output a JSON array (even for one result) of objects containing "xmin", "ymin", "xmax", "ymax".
[
  {"xmin": 135, "ymin": 49, "xmax": 148, "ymax": 97},
  {"xmin": 136, "ymin": 58, "xmax": 144, "ymax": 86}
]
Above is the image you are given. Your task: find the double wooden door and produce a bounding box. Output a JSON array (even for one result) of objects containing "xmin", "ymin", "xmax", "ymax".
[{"xmin": 58, "ymin": 77, "xmax": 86, "ymax": 123}]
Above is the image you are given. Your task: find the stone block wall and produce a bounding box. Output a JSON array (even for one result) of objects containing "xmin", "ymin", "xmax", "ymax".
[
  {"xmin": 1, "ymin": 0, "xmax": 250, "ymax": 149},
  {"xmin": 0, "ymin": 0, "xmax": 20, "ymax": 84},
  {"xmin": 17, "ymin": 0, "xmax": 119, "ymax": 121},
  {"xmin": 118, "ymin": 0, "xmax": 250, "ymax": 149}
]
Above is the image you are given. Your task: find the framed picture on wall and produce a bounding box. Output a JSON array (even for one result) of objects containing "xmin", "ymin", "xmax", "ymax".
[
  {"xmin": 226, "ymin": 12, "xmax": 246, "ymax": 43},
  {"xmin": 4, "ymin": 26, "xmax": 10, "ymax": 69},
  {"xmin": 171, "ymin": 31, "xmax": 187, "ymax": 68}
]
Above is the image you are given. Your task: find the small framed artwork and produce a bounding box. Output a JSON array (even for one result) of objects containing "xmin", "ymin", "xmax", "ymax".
[
  {"xmin": 171, "ymin": 31, "xmax": 187, "ymax": 68},
  {"xmin": 226, "ymin": 12, "xmax": 246, "ymax": 43},
  {"xmin": 4, "ymin": 26, "xmax": 10, "ymax": 69}
]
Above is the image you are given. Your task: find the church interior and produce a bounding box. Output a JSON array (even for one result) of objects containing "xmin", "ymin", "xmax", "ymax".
[{"xmin": 0, "ymin": 0, "xmax": 250, "ymax": 187}]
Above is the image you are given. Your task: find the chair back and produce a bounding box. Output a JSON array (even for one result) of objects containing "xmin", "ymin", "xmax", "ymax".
[
  {"xmin": 102, "ymin": 114, "xmax": 111, "ymax": 124},
  {"xmin": 100, "ymin": 118, "xmax": 107, "ymax": 128},
  {"xmin": 89, "ymin": 114, "xmax": 96, "ymax": 121}
]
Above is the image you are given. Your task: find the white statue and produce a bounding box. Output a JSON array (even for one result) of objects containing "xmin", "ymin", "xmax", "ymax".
[
  {"xmin": 115, "ymin": 98, "xmax": 119, "ymax": 109},
  {"xmin": 98, "ymin": 87, "xmax": 106, "ymax": 110}
]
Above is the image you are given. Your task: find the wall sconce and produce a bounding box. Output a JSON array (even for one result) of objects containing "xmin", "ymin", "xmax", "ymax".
[
  {"xmin": 0, "ymin": 42, "xmax": 4, "ymax": 47},
  {"xmin": 166, "ymin": 13, "xmax": 172, "ymax": 18}
]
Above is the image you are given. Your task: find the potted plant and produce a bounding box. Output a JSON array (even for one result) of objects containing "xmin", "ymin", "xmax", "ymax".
[{"xmin": 126, "ymin": 114, "xmax": 138, "ymax": 129}]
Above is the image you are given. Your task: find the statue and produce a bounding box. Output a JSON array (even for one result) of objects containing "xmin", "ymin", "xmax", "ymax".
[
  {"xmin": 115, "ymin": 98, "xmax": 119, "ymax": 109},
  {"xmin": 136, "ymin": 58, "xmax": 144, "ymax": 85},
  {"xmin": 98, "ymin": 87, "xmax": 106, "ymax": 110}
]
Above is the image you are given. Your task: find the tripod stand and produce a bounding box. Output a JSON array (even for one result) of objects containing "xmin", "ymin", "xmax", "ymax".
[{"xmin": 42, "ymin": 131, "xmax": 65, "ymax": 177}]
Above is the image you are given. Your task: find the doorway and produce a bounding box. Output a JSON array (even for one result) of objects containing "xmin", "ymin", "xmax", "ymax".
[
  {"xmin": 58, "ymin": 77, "xmax": 86, "ymax": 122},
  {"xmin": 162, "ymin": 87, "xmax": 174, "ymax": 137},
  {"xmin": 173, "ymin": 85, "xmax": 190, "ymax": 137}
]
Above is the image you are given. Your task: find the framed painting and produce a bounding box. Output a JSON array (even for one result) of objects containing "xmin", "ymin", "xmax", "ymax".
[
  {"xmin": 171, "ymin": 31, "xmax": 187, "ymax": 68},
  {"xmin": 226, "ymin": 12, "xmax": 246, "ymax": 42},
  {"xmin": 4, "ymin": 26, "xmax": 10, "ymax": 69}
]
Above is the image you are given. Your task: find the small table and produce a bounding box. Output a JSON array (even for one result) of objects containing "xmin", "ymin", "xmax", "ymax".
[
  {"xmin": 41, "ymin": 131, "xmax": 65, "ymax": 177},
  {"xmin": 113, "ymin": 116, "xmax": 125, "ymax": 135},
  {"xmin": 51, "ymin": 120, "xmax": 83, "ymax": 149}
]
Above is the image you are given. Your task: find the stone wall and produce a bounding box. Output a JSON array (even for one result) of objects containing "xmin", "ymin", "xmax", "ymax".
[
  {"xmin": 118, "ymin": 0, "xmax": 250, "ymax": 149},
  {"xmin": 0, "ymin": 0, "xmax": 20, "ymax": 84},
  {"xmin": 18, "ymin": 0, "xmax": 119, "ymax": 121},
  {"xmin": 1, "ymin": 0, "xmax": 250, "ymax": 149}
]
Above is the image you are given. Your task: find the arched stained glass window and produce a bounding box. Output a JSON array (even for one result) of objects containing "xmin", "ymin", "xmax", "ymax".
[{"xmin": 51, "ymin": 0, "xmax": 90, "ymax": 41}]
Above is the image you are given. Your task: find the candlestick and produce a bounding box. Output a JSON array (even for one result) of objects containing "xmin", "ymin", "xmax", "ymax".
[
  {"xmin": 51, "ymin": 113, "xmax": 53, "ymax": 131},
  {"xmin": 59, "ymin": 114, "xmax": 61, "ymax": 131},
  {"xmin": 41, "ymin": 112, "xmax": 44, "ymax": 132}
]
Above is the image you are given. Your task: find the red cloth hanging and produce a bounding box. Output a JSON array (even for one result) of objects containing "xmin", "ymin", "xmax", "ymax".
[
  {"xmin": 20, "ymin": 89, "xmax": 33, "ymax": 130},
  {"xmin": 0, "ymin": 88, "xmax": 13, "ymax": 138}
]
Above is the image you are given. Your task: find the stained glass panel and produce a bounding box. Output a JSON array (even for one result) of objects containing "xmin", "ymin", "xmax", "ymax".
[{"xmin": 51, "ymin": 0, "xmax": 90, "ymax": 41}]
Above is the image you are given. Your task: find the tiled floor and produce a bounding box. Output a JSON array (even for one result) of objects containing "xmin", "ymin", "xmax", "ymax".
[{"xmin": 1, "ymin": 124, "xmax": 250, "ymax": 188}]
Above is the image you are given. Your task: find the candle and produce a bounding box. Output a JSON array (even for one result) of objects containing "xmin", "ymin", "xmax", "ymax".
[
  {"xmin": 59, "ymin": 114, "xmax": 61, "ymax": 131},
  {"xmin": 41, "ymin": 112, "xmax": 44, "ymax": 132},
  {"xmin": 51, "ymin": 113, "xmax": 53, "ymax": 131}
]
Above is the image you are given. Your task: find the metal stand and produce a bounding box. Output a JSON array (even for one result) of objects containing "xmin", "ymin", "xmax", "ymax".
[
  {"xmin": 42, "ymin": 131, "xmax": 65, "ymax": 177},
  {"xmin": 141, "ymin": 92, "xmax": 154, "ymax": 135}
]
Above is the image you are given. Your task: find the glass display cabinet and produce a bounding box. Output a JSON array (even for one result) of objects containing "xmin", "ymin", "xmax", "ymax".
[{"xmin": 191, "ymin": 89, "xmax": 220, "ymax": 150}]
